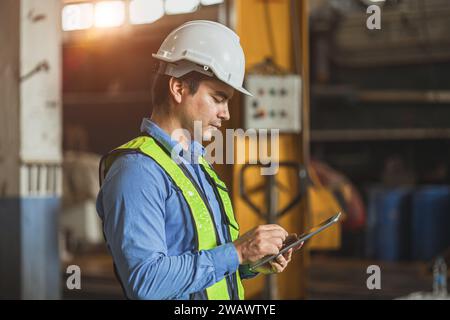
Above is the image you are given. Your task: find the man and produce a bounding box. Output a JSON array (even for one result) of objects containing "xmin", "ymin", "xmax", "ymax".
[{"xmin": 97, "ymin": 20, "xmax": 301, "ymax": 300}]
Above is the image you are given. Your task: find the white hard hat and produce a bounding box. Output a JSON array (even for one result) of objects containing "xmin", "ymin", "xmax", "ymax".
[{"xmin": 152, "ymin": 20, "xmax": 252, "ymax": 96}]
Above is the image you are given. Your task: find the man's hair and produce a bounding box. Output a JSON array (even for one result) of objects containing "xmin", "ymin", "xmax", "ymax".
[{"xmin": 151, "ymin": 68, "xmax": 212, "ymax": 108}]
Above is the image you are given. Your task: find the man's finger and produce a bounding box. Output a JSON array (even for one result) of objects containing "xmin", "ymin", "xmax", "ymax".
[
  {"xmin": 293, "ymin": 241, "xmax": 304, "ymax": 251},
  {"xmin": 259, "ymin": 229, "xmax": 289, "ymax": 241},
  {"xmin": 269, "ymin": 261, "xmax": 284, "ymax": 273},
  {"xmin": 282, "ymin": 248, "xmax": 293, "ymax": 262},
  {"xmin": 275, "ymin": 254, "xmax": 288, "ymax": 267},
  {"xmin": 261, "ymin": 243, "xmax": 281, "ymax": 256},
  {"xmin": 257, "ymin": 225, "xmax": 289, "ymax": 237}
]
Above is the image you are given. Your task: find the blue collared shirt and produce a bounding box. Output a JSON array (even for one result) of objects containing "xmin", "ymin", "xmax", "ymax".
[{"xmin": 96, "ymin": 118, "xmax": 256, "ymax": 300}]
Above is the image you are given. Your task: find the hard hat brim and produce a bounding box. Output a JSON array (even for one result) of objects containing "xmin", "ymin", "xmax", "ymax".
[{"xmin": 235, "ymin": 86, "xmax": 253, "ymax": 97}]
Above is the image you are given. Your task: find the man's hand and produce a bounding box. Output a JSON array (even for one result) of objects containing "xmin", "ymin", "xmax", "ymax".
[
  {"xmin": 233, "ymin": 224, "xmax": 288, "ymax": 265},
  {"xmin": 253, "ymin": 235, "xmax": 304, "ymax": 275}
]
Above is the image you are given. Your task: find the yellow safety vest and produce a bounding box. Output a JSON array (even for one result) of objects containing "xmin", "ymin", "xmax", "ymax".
[{"xmin": 100, "ymin": 135, "xmax": 245, "ymax": 300}]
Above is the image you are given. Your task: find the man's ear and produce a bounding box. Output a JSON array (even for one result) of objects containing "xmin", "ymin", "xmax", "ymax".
[{"xmin": 168, "ymin": 77, "xmax": 184, "ymax": 104}]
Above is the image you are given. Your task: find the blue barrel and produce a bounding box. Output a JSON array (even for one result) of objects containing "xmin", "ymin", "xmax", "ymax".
[
  {"xmin": 366, "ymin": 187, "xmax": 413, "ymax": 261},
  {"xmin": 412, "ymin": 186, "xmax": 450, "ymax": 261}
]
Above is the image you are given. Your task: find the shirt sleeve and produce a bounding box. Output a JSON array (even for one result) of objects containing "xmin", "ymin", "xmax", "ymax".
[{"xmin": 96, "ymin": 153, "xmax": 240, "ymax": 300}]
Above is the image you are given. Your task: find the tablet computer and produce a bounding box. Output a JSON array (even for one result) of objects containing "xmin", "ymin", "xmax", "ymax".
[{"xmin": 249, "ymin": 212, "xmax": 342, "ymax": 271}]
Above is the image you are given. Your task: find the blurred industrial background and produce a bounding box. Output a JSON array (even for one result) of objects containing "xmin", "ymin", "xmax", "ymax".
[{"xmin": 1, "ymin": 0, "xmax": 449, "ymax": 300}]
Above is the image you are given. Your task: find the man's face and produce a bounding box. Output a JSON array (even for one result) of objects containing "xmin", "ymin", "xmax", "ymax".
[{"xmin": 179, "ymin": 78, "xmax": 233, "ymax": 141}]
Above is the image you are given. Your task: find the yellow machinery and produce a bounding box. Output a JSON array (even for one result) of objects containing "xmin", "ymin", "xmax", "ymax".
[{"xmin": 229, "ymin": 0, "xmax": 312, "ymax": 299}]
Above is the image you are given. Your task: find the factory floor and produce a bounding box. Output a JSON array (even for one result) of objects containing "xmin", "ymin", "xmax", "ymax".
[
  {"xmin": 62, "ymin": 251, "xmax": 432, "ymax": 300},
  {"xmin": 306, "ymin": 255, "xmax": 432, "ymax": 300}
]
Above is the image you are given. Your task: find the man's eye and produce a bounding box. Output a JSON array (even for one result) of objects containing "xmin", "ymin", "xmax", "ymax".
[{"xmin": 213, "ymin": 97, "xmax": 223, "ymax": 103}]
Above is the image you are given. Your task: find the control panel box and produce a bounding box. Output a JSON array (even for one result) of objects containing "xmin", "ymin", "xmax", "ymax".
[{"xmin": 244, "ymin": 75, "xmax": 302, "ymax": 133}]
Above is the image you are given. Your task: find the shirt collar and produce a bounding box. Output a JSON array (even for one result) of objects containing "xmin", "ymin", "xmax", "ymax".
[{"xmin": 140, "ymin": 118, "xmax": 206, "ymax": 162}]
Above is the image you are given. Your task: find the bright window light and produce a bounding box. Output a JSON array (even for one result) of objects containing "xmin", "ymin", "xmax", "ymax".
[
  {"xmin": 165, "ymin": 0, "xmax": 200, "ymax": 15},
  {"xmin": 130, "ymin": 0, "xmax": 164, "ymax": 25},
  {"xmin": 200, "ymin": 0, "xmax": 224, "ymax": 5},
  {"xmin": 94, "ymin": 1, "xmax": 125, "ymax": 28},
  {"xmin": 62, "ymin": 3, "xmax": 94, "ymax": 31}
]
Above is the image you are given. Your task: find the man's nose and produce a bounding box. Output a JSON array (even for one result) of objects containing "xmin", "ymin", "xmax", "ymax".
[{"xmin": 218, "ymin": 103, "xmax": 230, "ymax": 121}]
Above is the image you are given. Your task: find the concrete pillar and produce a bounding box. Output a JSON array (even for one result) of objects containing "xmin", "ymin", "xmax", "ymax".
[{"xmin": 0, "ymin": 0, "xmax": 62, "ymax": 299}]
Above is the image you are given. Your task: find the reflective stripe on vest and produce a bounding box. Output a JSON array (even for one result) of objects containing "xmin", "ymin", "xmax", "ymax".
[{"xmin": 100, "ymin": 135, "xmax": 245, "ymax": 300}]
